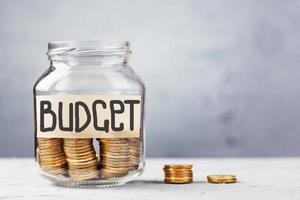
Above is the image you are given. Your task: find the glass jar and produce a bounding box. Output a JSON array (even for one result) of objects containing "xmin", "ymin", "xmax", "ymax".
[{"xmin": 33, "ymin": 41, "xmax": 145, "ymax": 187}]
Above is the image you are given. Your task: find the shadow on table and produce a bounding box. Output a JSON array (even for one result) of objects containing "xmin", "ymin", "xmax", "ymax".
[
  {"xmin": 127, "ymin": 180, "xmax": 204, "ymax": 186},
  {"xmin": 53, "ymin": 180, "xmax": 204, "ymax": 189}
]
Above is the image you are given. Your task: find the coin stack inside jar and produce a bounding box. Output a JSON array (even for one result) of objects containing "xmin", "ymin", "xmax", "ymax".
[
  {"xmin": 37, "ymin": 138, "xmax": 67, "ymax": 175},
  {"xmin": 128, "ymin": 138, "xmax": 141, "ymax": 170},
  {"xmin": 164, "ymin": 164, "xmax": 193, "ymax": 184},
  {"xmin": 63, "ymin": 138, "xmax": 98, "ymax": 180},
  {"xmin": 99, "ymin": 138, "xmax": 130, "ymax": 178}
]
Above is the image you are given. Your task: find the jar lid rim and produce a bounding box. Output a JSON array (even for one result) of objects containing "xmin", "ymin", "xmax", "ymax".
[
  {"xmin": 47, "ymin": 41, "xmax": 130, "ymax": 61},
  {"xmin": 48, "ymin": 40, "xmax": 129, "ymax": 46}
]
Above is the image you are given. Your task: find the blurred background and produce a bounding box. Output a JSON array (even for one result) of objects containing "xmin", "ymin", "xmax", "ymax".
[{"xmin": 0, "ymin": 0, "xmax": 300, "ymax": 157}]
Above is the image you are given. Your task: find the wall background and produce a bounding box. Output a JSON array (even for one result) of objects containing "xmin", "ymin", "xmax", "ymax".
[{"xmin": 1, "ymin": 0, "xmax": 300, "ymax": 157}]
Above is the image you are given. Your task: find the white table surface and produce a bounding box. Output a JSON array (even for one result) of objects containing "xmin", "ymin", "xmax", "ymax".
[{"xmin": 0, "ymin": 158, "xmax": 299, "ymax": 200}]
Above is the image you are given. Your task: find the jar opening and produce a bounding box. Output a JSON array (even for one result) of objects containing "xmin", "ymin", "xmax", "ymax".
[{"xmin": 47, "ymin": 41, "xmax": 130, "ymax": 65}]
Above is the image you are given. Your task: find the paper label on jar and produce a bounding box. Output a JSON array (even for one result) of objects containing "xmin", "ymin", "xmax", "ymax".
[{"xmin": 35, "ymin": 95, "xmax": 142, "ymax": 138}]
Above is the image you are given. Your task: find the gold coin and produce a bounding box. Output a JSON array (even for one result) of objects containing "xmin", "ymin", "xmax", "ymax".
[
  {"xmin": 101, "ymin": 162, "xmax": 129, "ymax": 167},
  {"xmin": 63, "ymin": 138, "xmax": 98, "ymax": 180},
  {"xmin": 64, "ymin": 138, "xmax": 93, "ymax": 142},
  {"xmin": 41, "ymin": 167, "xmax": 66, "ymax": 175},
  {"xmin": 68, "ymin": 167, "xmax": 98, "ymax": 174},
  {"xmin": 101, "ymin": 169, "xmax": 128, "ymax": 178},
  {"xmin": 128, "ymin": 138, "xmax": 141, "ymax": 170},
  {"xmin": 67, "ymin": 158, "xmax": 97, "ymax": 165},
  {"xmin": 68, "ymin": 164, "xmax": 97, "ymax": 170},
  {"xmin": 69, "ymin": 170, "xmax": 99, "ymax": 180},
  {"xmin": 164, "ymin": 164, "xmax": 192, "ymax": 169},
  {"xmin": 64, "ymin": 150, "xmax": 95, "ymax": 156},
  {"xmin": 38, "ymin": 138, "xmax": 62, "ymax": 142},
  {"xmin": 37, "ymin": 138, "xmax": 66, "ymax": 175},
  {"xmin": 39, "ymin": 156, "xmax": 67, "ymax": 163},
  {"xmin": 207, "ymin": 175, "xmax": 237, "ymax": 184},
  {"xmin": 40, "ymin": 162, "xmax": 66, "ymax": 169},
  {"xmin": 105, "ymin": 168, "xmax": 130, "ymax": 172},
  {"xmin": 165, "ymin": 179, "xmax": 193, "ymax": 184},
  {"xmin": 66, "ymin": 156, "xmax": 96, "ymax": 163},
  {"xmin": 40, "ymin": 163, "xmax": 66, "ymax": 169},
  {"xmin": 163, "ymin": 164, "xmax": 193, "ymax": 184},
  {"xmin": 64, "ymin": 150, "xmax": 95, "ymax": 157},
  {"xmin": 99, "ymin": 138, "xmax": 131, "ymax": 178},
  {"xmin": 64, "ymin": 147, "xmax": 95, "ymax": 153},
  {"xmin": 164, "ymin": 171, "xmax": 193, "ymax": 175}
]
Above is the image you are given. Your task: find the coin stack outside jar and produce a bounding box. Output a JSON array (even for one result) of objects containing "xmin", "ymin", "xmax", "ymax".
[
  {"xmin": 37, "ymin": 138, "xmax": 67, "ymax": 175},
  {"xmin": 207, "ymin": 175, "xmax": 237, "ymax": 184},
  {"xmin": 63, "ymin": 138, "xmax": 98, "ymax": 180},
  {"xmin": 99, "ymin": 138, "xmax": 131, "ymax": 178},
  {"xmin": 164, "ymin": 164, "xmax": 193, "ymax": 184}
]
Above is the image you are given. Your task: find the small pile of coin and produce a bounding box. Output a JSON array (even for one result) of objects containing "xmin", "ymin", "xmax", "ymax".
[
  {"xmin": 63, "ymin": 138, "xmax": 98, "ymax": 180},
  {"xmin": 164, "ymin": 164, "xmax": 193, "ymax": 184},
  {"xmin": 128, "ymin": 138, "xmax": 141, "ymax": 170},
  {"xmin": 99, "ymin": 138, "xmax": 130, "ymax": 178},
  {"xmin": 37, "ymin": 138, "xmax": 67, "ymax": 175},
  {"xmin": 207, "ymin": 175, "xmax": 237, "ymax": 184}
]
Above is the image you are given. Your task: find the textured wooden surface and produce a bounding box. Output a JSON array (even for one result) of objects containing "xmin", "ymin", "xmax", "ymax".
[{"xmin": 0, "ymin": 158, "xmax": 299, "ymax": 200}]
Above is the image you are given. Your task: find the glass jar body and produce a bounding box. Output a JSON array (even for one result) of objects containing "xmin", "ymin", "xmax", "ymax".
[{"xmin": 34, "ymin": 59, "xmax": 145, "ymax": 187}]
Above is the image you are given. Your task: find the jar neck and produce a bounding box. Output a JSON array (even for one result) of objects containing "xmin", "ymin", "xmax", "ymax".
[
  {"xmin": 48, "ymin": 41, "xmax": 130, "ymax": 67},
  {"xmin": 51, "ymin": 58, "xmax": 127, "ymax": 67}
]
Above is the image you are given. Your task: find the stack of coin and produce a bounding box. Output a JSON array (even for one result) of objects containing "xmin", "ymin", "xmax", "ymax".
[
  {"xmin": 63, "ymin": 138, "xmax": 98, "ymax": 180},
  {"xmin": 164, "ymin": 164, "xmax": 193, "ymax": 184},
  {"xmin": 128, "ymin": 138, "xmax": 141, "ymax": 171},
  {"xmin": 99, "ymin": 138, "xmax": 130, "ymax": 178},
  {"xmin": 37, "ymin": 138, "xmax": 67, "ymax": 175}
]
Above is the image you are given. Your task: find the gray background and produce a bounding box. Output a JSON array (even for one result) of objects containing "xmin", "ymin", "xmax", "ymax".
[{"xmin": 0, "ymin": 0, "xmax": 300, "ymax": 157}]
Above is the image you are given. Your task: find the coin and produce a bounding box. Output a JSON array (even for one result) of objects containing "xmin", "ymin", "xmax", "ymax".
[
  {"xmin": 99, "ymin": 138, "xmax": 130, "ymax": 178},
  {"xmin": 164, "ymin": 177, "xmax": 193, "ymax": 184},
  {"xmin": 207, "ymin": 175, "xmax": 237, "ymax": 184},
  {"xmin": 37, "ymin": 138, "xmax": 67, "ymax": 175},
  {"xmin": 164, "ymin": 164, "xmax": 192, "ymax": 169},
  {"xmin": 68, "ymin": 169, "xmax": 99, "ymax": 180},
  {"xmin": 128, "ymin": 138, "xmax": 141, "ymax": 170},
  {"xmin": 63, "ymin": 138, "xmax": 99, "ymax": 180},
  {"xmin": 163, "ymin": 164, "xmax": 193, "ymax": 184}
]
